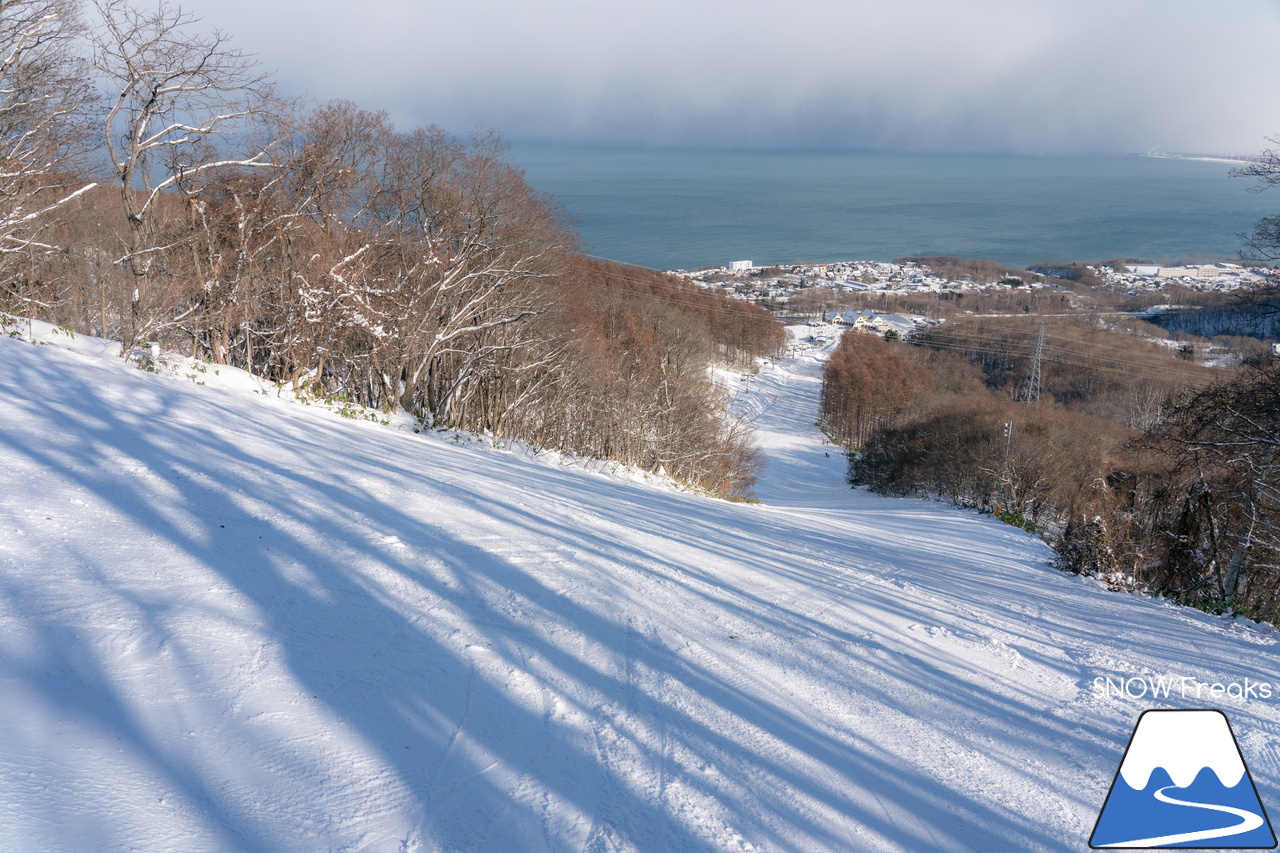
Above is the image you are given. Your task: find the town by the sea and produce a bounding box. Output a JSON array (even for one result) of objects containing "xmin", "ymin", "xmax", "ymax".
[{"xmin": 510, "ymin": 145, "xmax": 1278, "ymax": 271}]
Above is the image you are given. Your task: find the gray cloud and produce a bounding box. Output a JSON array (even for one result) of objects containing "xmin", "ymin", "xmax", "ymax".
[{"xmin": 174, "ymin": 0, "xmax": 1280, "ymax": 153}]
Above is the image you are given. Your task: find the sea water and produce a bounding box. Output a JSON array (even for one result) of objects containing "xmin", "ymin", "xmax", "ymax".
[{"xmin": 510, "ymin": 145, "xmax": 1280, "ymax": 271}]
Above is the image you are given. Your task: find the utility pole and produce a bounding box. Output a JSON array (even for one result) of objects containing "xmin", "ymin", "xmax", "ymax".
[{"xmin": 1020, "ymin": 323, "xmax": 1045, "ymax": 403}]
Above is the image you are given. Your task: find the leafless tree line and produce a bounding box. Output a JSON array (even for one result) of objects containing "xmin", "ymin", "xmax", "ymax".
[
  {"xmin": 0, "ymin": 0, "xmax": 96, "ymax": 278},
  {"xmin": 910, "ymin": 316, "xmax": 1213, "ymax": 429},
  {"xmin": 821, "ymin": 326, "xmax": 1280, "ymax": 622},
  {"xmin": 1064, "ymin": 361, "xmax": 1280, "ymax": 621},
  {"xmin": 821, "ymin": 331, "xmax": 1129, "ymax": 526},
  {"xmin": 0, "ymin": 0, "xmax": 783, "ymax": 497}
]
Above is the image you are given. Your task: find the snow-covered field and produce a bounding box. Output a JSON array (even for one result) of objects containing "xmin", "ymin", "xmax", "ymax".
[{"xmin": 2, "ymin": 322, "xmax": 1279, "ymax": 852}]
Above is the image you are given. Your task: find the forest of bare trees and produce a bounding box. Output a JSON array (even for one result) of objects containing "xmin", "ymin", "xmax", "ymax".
[
  {"xmin": 820, "ymin": 330, "xmax": 1130, "ymax": 530},
  {"xmin": 822, "ymin": 313, "xmax": 1280, "ymax": 621},
  {"xmin": 0, "ymin": 0, "xmax": 783, "ymax": 497},
  {"xmin": 909, "ymin": 315, "xmax": 1214, "ymax": 428}
]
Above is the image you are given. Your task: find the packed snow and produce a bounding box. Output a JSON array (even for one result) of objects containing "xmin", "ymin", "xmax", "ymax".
[{"xmin": 2, "ymin": 319, "xmax": 1279, "ymax": 852}]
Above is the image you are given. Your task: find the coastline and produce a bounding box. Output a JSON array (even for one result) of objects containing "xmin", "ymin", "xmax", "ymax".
[{"xmin": 1139, "ymin": 152, "xmax": 1256, "ymax": 166}]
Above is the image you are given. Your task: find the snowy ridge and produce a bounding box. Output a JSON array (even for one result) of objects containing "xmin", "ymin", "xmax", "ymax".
[{"xmin": 2, "ymin": 322, "xmax": 1280, "ymax": 852}]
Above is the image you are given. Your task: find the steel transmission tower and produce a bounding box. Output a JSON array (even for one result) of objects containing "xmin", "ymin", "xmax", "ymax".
[{"xmin": 1020, "ymin": 324, "xmax": 1045, "ymax": 403}]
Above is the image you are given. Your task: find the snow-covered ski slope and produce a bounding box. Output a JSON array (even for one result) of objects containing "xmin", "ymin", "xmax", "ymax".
[{"xmin": 2, "ymin": 326, "xmax": 1279, "ymax": 853}]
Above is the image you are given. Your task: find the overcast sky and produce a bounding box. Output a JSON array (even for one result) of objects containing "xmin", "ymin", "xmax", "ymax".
[{"xmin": 172, "ymin": 0, "xmax": 1280, "ymax": 154}]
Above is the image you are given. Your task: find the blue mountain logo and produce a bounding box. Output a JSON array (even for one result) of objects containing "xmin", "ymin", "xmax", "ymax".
[{"xmin": 1091, "ymin": 709, "xmax": 1276, "ymax": 848}]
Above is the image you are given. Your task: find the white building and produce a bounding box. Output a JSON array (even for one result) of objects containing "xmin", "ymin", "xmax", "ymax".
[{"xmin": 728, "ymin": 260, "xmax": 753, "ymax": 272}]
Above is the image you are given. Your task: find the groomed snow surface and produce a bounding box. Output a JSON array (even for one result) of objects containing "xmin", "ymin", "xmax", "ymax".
[{"xmin": 2, "ymin": 322, "xmax": 1279, "ymax": 852}]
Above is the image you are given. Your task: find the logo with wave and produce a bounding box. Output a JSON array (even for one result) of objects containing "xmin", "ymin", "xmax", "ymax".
[{"xmin": 1091, "ymin": 710, "xmax": 1276, "ymax": 848}]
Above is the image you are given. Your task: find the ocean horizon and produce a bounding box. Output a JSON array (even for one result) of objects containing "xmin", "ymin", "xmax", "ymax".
[{"xmin": 510, "ymin": 144, "xmax": 1279, "ymax": 272}]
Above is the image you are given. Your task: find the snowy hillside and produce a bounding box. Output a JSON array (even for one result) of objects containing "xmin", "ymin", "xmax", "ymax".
[{"xmin": 2, "ymin": 324, "xmax": 1279, "ymax": 852}]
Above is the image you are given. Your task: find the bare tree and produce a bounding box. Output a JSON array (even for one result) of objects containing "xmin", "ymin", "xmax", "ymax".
[
  {"xmin": 0, "ymin": 0, "xmax": 96, "ymax": 290},
  {"xmin": 1232, "ymin": 136, "xmax": 1280, "ymax": 264},
  {"xmin": 380, "ymin": 128, "xmax": 575, "ymax": 417},
  {"xmin": 1145, "ymin": 361, "xmax": 1280, "ymax": 613},
  {"xmin": 91, "ymin": 0, "xmax": 275, "ymax": 346},
  {"xmin": 268, "ymin": 105, "xmax": 575, "ymax": 416}
]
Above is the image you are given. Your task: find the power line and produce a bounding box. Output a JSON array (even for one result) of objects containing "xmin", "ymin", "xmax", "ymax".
[
  {"xmin": 913, "ymin": 321, "xmax": 1215, "ymax": 383},
  {"xmin": 1020, "ymin": 324, "xmax": 1045, "ymax": 403},
  {"xmin": 915, "ymin": 336, "xmax": 1211, "ymax": 382}
]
